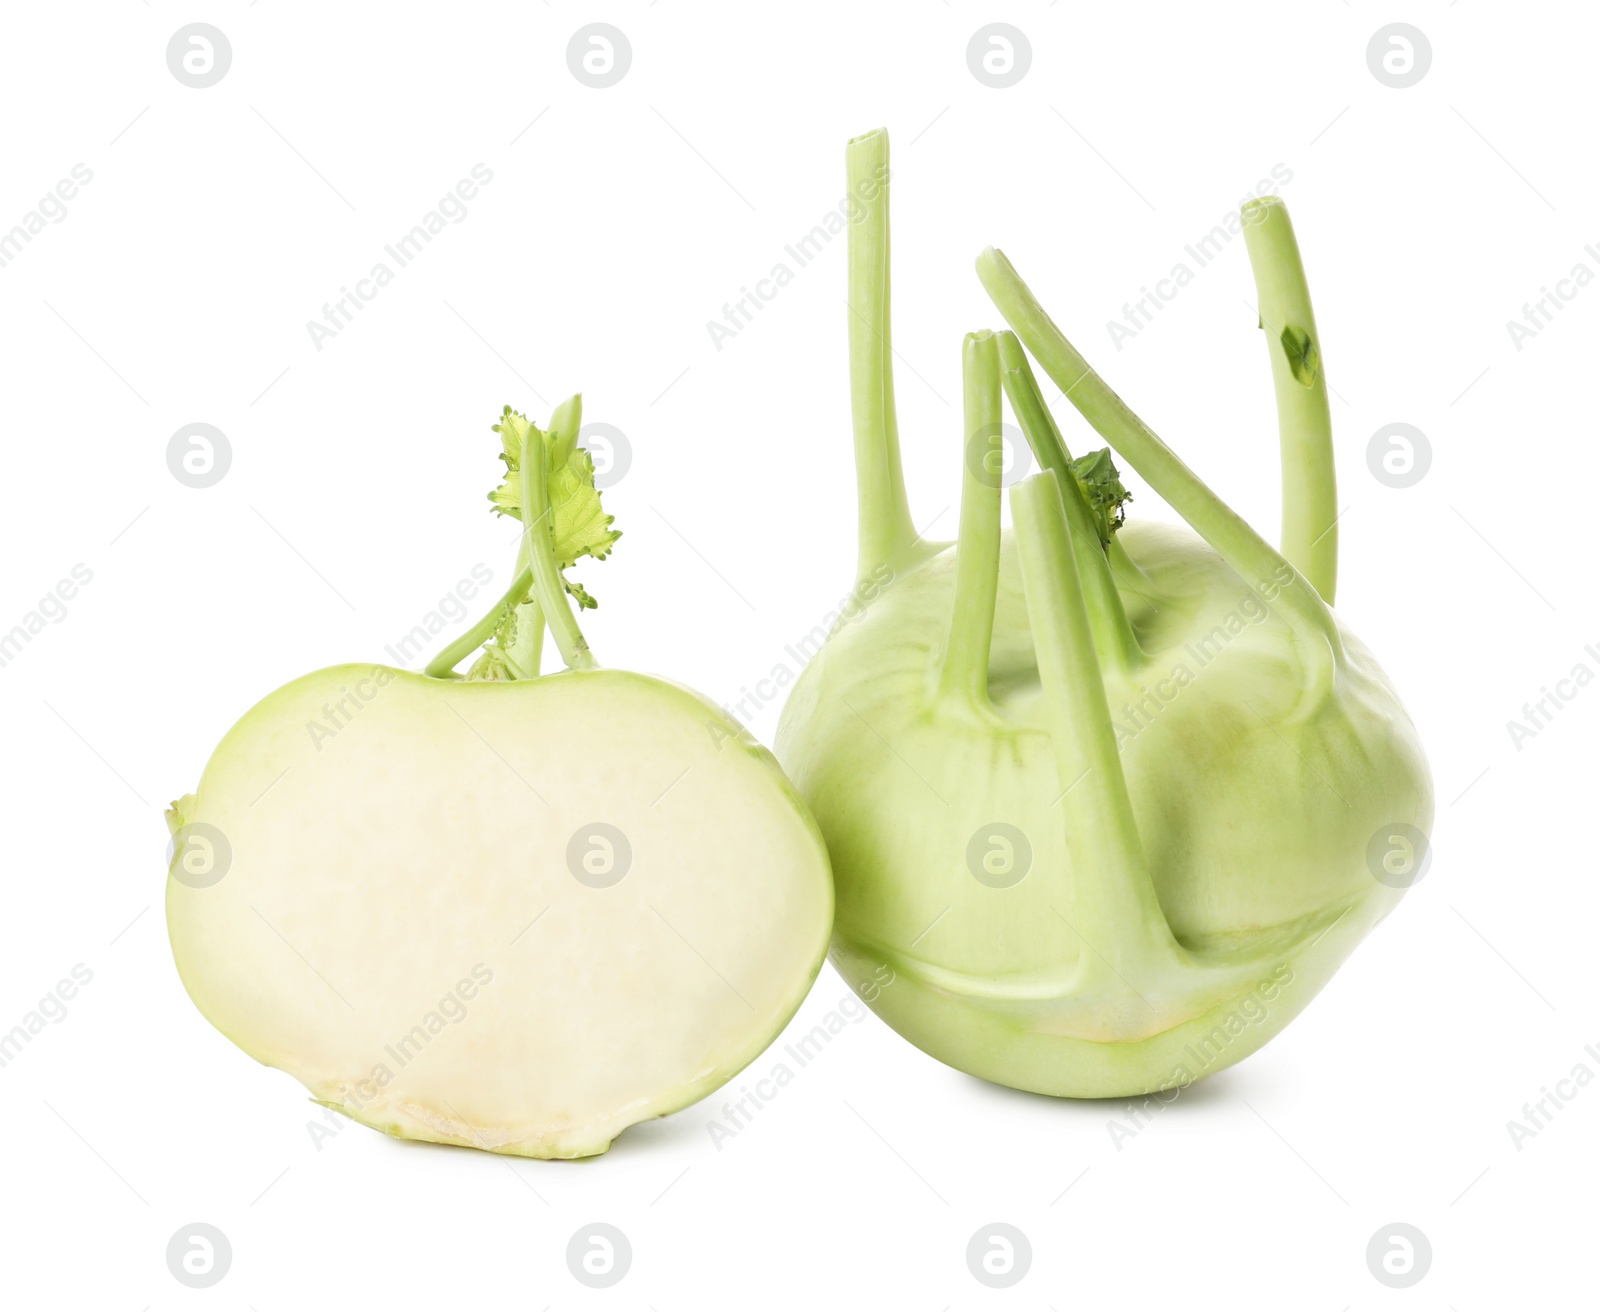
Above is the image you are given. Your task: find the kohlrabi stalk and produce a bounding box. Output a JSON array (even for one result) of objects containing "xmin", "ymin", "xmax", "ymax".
[
  {"xmin": 936, "ymin": 331, "xmax": 1003, "ymax": 712},
  {"xmin": 425, "ymin": 396, "xmax": 615, "ymax": 681},
  {"xmin": 997, "ymin": 332, "xmax": 1141, "ymax": 678},
  {"xmin": 425, "ymin": 549, "xmax": 538, "ymax": 680},
  {"xmin": 847, "ymin": 129, "xmax": 943, "ymax": 585},
  {"xmin": 519, "ymin": 425, "xmax": 596, "ymax": 671},
  {"xmin": 1240, "ymin": 195, "xmax": 1337, "ymax": 604},
  {"xmin": 1008, "ymin": 472, "xmax": 1184, "ymax": 989},
  {"xmin": 976, "ymin": 245, "xmax": 1342, "ymax": 702}
]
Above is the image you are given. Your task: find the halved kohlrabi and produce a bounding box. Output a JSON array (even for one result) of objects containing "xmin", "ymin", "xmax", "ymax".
[{"xmin": 168, "ymin": 401, "xmax": 833, "ymax": 1158}]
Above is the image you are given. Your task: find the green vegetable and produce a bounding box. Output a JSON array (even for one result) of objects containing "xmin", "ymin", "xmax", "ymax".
[
  {"xmin": 774, "ymin": 129, "xmax": 1432, "ymax": 1098},
  {"xmin": 167, "ymin": 399, "xmax": 833, "ymax": 1158}
]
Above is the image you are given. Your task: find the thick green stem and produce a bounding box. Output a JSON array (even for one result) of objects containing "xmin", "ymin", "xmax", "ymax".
[
  {"xmin": 997, "ymin": 331, "xmax": 1141, "ymax": 678},
  {"xmin": 547, "ymin": 392, "xmax": 583, "ymax": 467},
  {"xmin": 424, "ymin": 392, "xmax": 588, "ymax": 680},
  {"xmin": 996, "ymin": 331, "xmax": 1075, "ymax": 477},
  {"xmin": 504, "ymin": 597, "xmax": 545, "ymax": 678},
  {"xmin": 1241, "ymin": 197, "xmax": 1337, "ymax": 604},
  {"xmin": 496, "ymin": 537, "xmax": 542, "ymax": 678},
  {"xmin": 847, "ymin": 129, "xmax": 924, "ymax": 580},
  {"xmin": 520, "ymin": 432, "xmax": 597, "ymax": 671},
  {"xmin": 1010, "ymin": 473, "xmax": 1182, "ymax": 976},
  {"xmin": 977, "ymin": 246, "xmax": 1342, "ymax": 689},
  {"xmin": 1106, "ymin": 536, "xmax": 1146, "ymax": 587},
  {"xmin": 937, "ymin": 332, "xmax": 1003, "ymax": 708},
  {"xmin": 424, "ymin": 557, "xmax": 533, "ymax": 678},
  {"xmin": 1105, "ymin": 535, "xmax": 1164, "ymax": 612}
]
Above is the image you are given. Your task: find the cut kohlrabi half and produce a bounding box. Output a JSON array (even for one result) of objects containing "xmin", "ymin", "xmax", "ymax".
[{"xmin": 167, "ymin": 400, "xmax": 833, "ymax": 1158}]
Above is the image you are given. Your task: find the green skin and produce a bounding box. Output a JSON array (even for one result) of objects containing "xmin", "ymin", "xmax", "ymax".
[{"xmin": 773, "ymin": 129, "xmax": 1433, "ymax": 1098}]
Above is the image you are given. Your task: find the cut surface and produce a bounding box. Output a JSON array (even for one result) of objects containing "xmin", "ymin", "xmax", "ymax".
[{"xmin": 168, "ymin": 666, "xmax": 832, "ymax": 1158}]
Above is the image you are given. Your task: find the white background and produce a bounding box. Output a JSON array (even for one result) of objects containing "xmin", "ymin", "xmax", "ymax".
[{"xmin": 0, "ymin": 2, "xmax": 1591, "ymax": 1307}]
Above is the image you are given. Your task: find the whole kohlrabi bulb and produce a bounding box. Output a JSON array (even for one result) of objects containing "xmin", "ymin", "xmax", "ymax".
[{"xmin": 774, "ymin": 129, "xmax": 1432, "ymax": 1098}]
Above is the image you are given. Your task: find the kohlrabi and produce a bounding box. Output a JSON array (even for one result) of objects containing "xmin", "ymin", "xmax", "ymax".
[
  {"xmin": 774, "ymin": 128, "xmax": 1432, "ymax": 1098},
  {"xmin": 167, "ymin": 399, "xmax": 832, "ymax": 1158}
]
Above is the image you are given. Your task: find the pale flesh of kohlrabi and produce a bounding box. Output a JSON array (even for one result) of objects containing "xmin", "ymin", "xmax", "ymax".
[
  {"xmin": 167, "ymin": 399, "xmax": 833, "ymax": 1158},
  {"xmin": 773, "ymin": 128, "xmax": 1433, "ymax": 1098}
]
